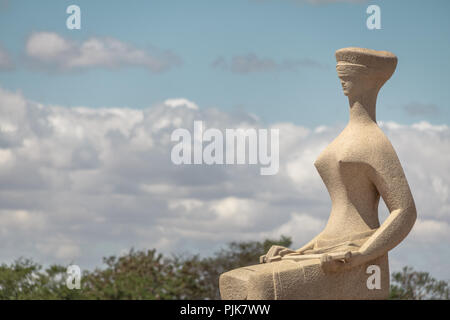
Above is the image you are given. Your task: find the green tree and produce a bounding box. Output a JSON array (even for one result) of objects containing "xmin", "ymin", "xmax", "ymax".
[
  {"xmin": 0, "ymin": 236, "xmax": 291, "ymax": 299},
  {"xmin": 178, "ymin": 235, "xmax": 293, "ymax": 299},
  {"xmin": 0, "ymin": 236, "xmax": 292, "ymax": 300},
  {"xmin": 390, "ymin": 266, "xmax": 450, "ymax": 300},
  {"xmin": 0, "ymin": 258, "xmax": 83, "ymax": 299},
  {"xmin": 1, "ymin": 238, "xmax": 448, "ymax": 300},
  {"xmin": 82, "ymin": 248, "xmax": 202, "ymax": 299}
]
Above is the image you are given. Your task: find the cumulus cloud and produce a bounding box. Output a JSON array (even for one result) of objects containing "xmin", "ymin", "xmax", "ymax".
[
  {"xmin": 411, "ymin": 219, "xmax": 450, "ymax": 243},
  {"xmin": 0, "ymin": 45, "xmax": 13, "ymax": 70},
  {"xmin": 25, "ymin": 32, "xmax": 181, "ymax": 72},
  {"xmin": 0, "ymin": 85, "xmax": 449, "ymax": 279},
  {"xmin": 164, "ymin": 98, "xmax": 199, "ymax": 110},
  {"xmin": 211, "ymin": 54, "xmax": 326, "ymax": 74}
]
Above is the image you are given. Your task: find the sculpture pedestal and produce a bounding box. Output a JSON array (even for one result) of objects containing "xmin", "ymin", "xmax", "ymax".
[{"xmin": 219, "ymin": 254, "xmax": 389, "ymax": 300}]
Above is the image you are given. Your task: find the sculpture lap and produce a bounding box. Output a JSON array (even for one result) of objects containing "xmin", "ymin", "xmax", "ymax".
[{"xmin": 219, "ymin": 254, "xmax": 389, "ymax": 300}]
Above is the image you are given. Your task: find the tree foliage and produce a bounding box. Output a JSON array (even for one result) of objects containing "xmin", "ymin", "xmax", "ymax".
[
  {"xmin": 0, "ymin": 258, "xmax": 83, "ymax": 299},
  {"xmin": 0, "ymin": 237, "xmax": 448, "ymax": 300},
  {"xmin": 389, "ymin": 266, "xmax": 450, "ymax": 300}
]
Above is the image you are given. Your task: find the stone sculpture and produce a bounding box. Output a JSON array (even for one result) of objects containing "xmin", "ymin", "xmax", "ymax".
[{"xmin": 219, "ymin": 47, "xmax": 417, "ymax": 300}]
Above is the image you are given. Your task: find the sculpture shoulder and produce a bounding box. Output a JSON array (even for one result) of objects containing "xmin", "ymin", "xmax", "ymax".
[{"xmin": 339, "ymin": 124, "xmax": 401, "ymax": 169}]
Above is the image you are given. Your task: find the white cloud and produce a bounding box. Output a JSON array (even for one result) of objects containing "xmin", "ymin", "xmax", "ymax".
[
  {"xmin": 0, "ymin": 85, "xmax": 449, "ymax": 279},
  {"xmin": 268, "ymin": 213, "xmax": 326, "ymax": 246},
  {"xmin": 26, "ymin": 32, "xmax": 73, "ymax": 62},
  {"xmin": 411, "ymin": 219, "xmax": 450, "ymax": 243},
  {"xmin": 164, "ymin": 98, "xmax": 199, "ymax": 110},
  {"xmin": 25, "ymin": 32, "xmax": 181, "ymax": 72}
]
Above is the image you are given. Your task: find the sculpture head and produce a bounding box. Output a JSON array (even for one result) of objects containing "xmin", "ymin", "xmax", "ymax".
[{"xmin": 335, "ymin": 47, "xmax": 397, "ymax": 97}]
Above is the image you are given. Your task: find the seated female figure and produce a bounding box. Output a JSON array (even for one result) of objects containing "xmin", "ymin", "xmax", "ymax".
[{"xmin": 219, "ymin": 47, "xmax": 417, "ymax": 300}]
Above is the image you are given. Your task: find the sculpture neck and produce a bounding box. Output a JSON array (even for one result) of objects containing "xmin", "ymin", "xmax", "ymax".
[{"xmin": 348, "ymin": 89, "xmax": 378, "ymax": 125}]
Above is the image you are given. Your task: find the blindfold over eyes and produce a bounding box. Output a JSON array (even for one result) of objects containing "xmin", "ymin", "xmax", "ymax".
[{"xmin": 336, "ymin": 62, "xmax": 369, "ymax": 76}]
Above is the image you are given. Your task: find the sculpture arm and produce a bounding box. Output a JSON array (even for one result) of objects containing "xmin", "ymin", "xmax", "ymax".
[
  {"xmin": 322, "ymin": 150, "xmax": 416, "ymax": 273},
  {"xmin": 261, "ymin": 232, "xmax": 324, "ymax": 263},
  {"xmin": 358, "ymin": 148, "xmax": 417, "ymax": 264},
  {"xmin": 295, "ymin": 232, "xmax": 323, "ymax": 253}
]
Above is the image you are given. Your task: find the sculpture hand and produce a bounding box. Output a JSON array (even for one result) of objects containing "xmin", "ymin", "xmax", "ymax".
[
  {"xmin": 260, "ymin": 245, "xmax": 296, "ymax": 263},
  {"xmin": 320, "ymin": 250, "xmax": 367, "ymax": 273},
  {"xmin": 279, "ymin": 248, "xmax": 298, "ymax": 256}
]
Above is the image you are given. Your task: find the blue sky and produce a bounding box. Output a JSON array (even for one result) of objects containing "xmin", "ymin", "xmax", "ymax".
[
  {"xmin": 1, "ymin": 0, "xmax": 449, "ymax": 127},
  {"xmin": 1, "ymin": 1, "xmax": 450, "ymax": 282}
]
